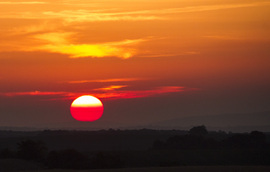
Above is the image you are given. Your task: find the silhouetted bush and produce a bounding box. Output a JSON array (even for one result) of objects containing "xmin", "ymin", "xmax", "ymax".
[
  {"xmin": 250, "ymin": 131, "xmax": 266, "ymax": 147},
  {"xmin": 91, "ymin": 151, "xmax": 124, "ymax": 169},
  {"xmin": 189, "ymin": 125, "xmax": 208, "ymax": 136},
  {"xmin": 161, "ymin": 134, "xmax": 218, "ymax": 150},
  {"xmin": 0, "ymin": 148, "xmax": 15, "ymax": 159},
  {"xmin": 17, "ymin": 139, "xmax": 47, "ymax": 162},
  {"xmin": 152, "ymin": 128, "xmax": 268, "ymax": 151},
  {"xmin": 152, "ymin": 140, "xmax": 166, "ymax": 150},
  {"xmin": 46, "ymin": 149, "xmax": 88, "ymax": 169},
  {"xmin": 222, "ymin": 131, "xmax": 267, "ymax": 149},
  {"xmin": 92, "ymin": 152, "xmax": 107, "ymax": 169},
  {"xmin": 1, "ymin": 128, "xmax": 270, "ymax": 168}
]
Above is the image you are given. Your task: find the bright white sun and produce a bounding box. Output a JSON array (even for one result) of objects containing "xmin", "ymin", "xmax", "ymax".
[
  {"xmin": 71, "ymin": 95, "xmax": 103, "ymax": 107},
  {"xmin": 70, "ymin": 95, "xmax": 104, "ymax": 121}
]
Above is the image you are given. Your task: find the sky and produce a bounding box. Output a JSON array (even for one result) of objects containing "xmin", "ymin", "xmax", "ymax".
[{"xmin": 0, "ymin": 0, "xmax": 270, "ymax": 131}]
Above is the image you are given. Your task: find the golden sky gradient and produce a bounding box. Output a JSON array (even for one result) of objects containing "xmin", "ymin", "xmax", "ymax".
[{"xmin": 0, "ymin": 0, "xmax": 269, "ymax": 128}]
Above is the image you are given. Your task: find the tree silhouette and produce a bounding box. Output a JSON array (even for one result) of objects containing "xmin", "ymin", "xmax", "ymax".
[
  {"xmin": 91, "ymin": 151, "xmax": 123, "ymax": 169},
  {"xmin": 152, "ymin": 140, "xmax": 165, "ymax": 149},
  {"xmin": 0, "ymin": 148, "xmax": 15, "ymax": 159},
  {"xmin": 250, "ymin": 131, "xmax": 266, "ymax": 145},
  {"xmin": 17, "ymin": 139, "xmax": 47, "ymax": 162},
  {"xmin": 189, "ymin": 125, "xmax": 208, "ymax": 136},
  {"xmin": 46, "ymin": 149, "xmax": 88, "ymax": 169},
  {"xmin": 92, "ymin": 152, "xmax": 107, "ymax": 169}
]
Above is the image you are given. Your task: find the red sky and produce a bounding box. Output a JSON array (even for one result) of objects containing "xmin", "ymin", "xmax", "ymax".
[{"xmin": 0, "ymin": 0, "xmax": 269, "ymax": 130}]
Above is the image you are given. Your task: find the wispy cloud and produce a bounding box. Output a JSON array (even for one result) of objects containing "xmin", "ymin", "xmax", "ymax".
[
  {"xmin": 1, "ymin": 91, "xmax": 66, "ymax": 97},
  {"xmin": 0, "ymin": 1, "xmax": 47, "ymax": 5},
  {"xmin": 1, "ymin": 2, "xmax": 269, "ymax": 21},
  {"xmin": 140, "ymin": 52, "xmax": 200, "ymax": 58},
  {"xmin": 1, "ymin": 1, "xmax": 267, "ymax": 58},
  {"xmin": 0, "ymin": 29, "xmax": 148, "ymax": 59},
  {"xmin": 94, "ymin": 85, "xmax": 127, "ymax": 91},
  {"xmin": 43, "ymin": 10, "xmax": 162, "ymax": 22},
  {"xmin": 158, "ymin": 2, "xmax": 270, "ymax": 14},
  {"xmin": 0, "ymin": 9, "xmax": 162, "ymax": 21},
  {"xmin": 30, "ymin": 32, "xmax": 146, "ymax": 59},
  {"xmin": 203, "ymin": 35, "xmax": 245, "ymax": 40},
  {"xmin": 37, "ymin": 2, "xmax": 270, "ymax": 22},
  {"xmin": 0, "ymin": 86, "xmax": 186, "ymax": 100},
  {"xmin": 96, "ymin": 86, "xmax": 185, "ymax": 99},
  {"xmin": 67, "ymin": 78, "xmax": 144, "ymax": 84}
]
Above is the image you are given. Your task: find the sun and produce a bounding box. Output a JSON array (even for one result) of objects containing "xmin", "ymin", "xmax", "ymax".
[{"xmin": 70, "ymin": 95, "xmax": 103, "ymax": 121}]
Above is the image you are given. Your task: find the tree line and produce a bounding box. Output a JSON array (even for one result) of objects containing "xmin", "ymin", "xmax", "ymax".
[
  {"xmin": 152, "ymin": 126, "xmax": 268, "ymax": 150},
  {"xmin": 0, "ymin": 126, "xmax": 269, "ymax": 169}
]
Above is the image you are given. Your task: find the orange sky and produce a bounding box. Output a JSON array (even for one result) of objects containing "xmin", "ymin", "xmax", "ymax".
[{"xmin": 0, "ymin": 0, "xmax": 269, "ymax": 129}]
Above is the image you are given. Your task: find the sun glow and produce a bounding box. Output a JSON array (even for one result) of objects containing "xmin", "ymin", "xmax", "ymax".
[
  {"xmin": 71, "ymin": 95, "xmax": 103, "ymax": 107},
  {"xmin": 32, "ymin": 32, "xmax": 143, "ymax": 59},
  {"xmin": 70, "ymin": 95, "xmax": 104, "ymax": 121}
]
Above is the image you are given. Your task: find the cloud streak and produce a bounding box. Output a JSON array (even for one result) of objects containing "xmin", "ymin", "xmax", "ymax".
[
  {"xmin": 0, "ymin": 30, "xmax": 147, "ymax": 59},
  {"xmin": 27, "ymin": 32, "xmax": 147, "ymax": 59},
  {"xmin": 96, "ymin": 86, "xmax": 185, "ymax": 99},
  {"xmin": 0, "ymin": 2, "xmax": 269, "ymax": 21},
  {"xmin": 43, "ymin": 10, "xmax": 162, "ymax": 22},
  {"xmin": 94, "ymin": 85, "xmax": 127, "ymax": 91},
  {"xmin": 67, "ymin": 78, "xmax": 145, "ymax": 84},
  {"xmin": 0, "ymin": 86, "xmax": 186, "ymax": 100},
  {"xmin": 157, "ymin": 2, "xmax": 270, "ymax": 14},
  {"xmin": 0, "ymin": 1, "xmax": 47, "ymax": 5},
  {"xmin": 1, "ymin": 1, "xmax": 268, "ymax": 58},
  {"xmin": 1, "ymin": 91, "xmax": 66, "ymax": 97}
]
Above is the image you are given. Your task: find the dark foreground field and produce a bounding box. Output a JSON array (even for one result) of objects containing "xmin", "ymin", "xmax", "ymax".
[
  {"xmin": 0, "ymin": 127, "xmax": 269, "ymax": 171},
  {"xmin": 23, "ymin": 166, "xmax": 270, "ymax": 172}
]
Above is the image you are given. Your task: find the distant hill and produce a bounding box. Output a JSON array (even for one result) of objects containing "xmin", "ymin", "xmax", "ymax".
[
  {"xmin": 0, "ymin": 129, "xmax": 187, "ymax": 151},
  {"xmin": 148, "ymin": 111, "xmax": 270, "ymax": 132},
  {"xmin": 1, "ymin": 111, "xmax": 269, "ymax": 132}
]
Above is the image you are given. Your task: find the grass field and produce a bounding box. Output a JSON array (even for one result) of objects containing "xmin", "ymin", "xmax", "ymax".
[
  {"xmin": 1, "ymin": 159, "xmax": 270, "ymax": 171},
  {"xmin": 23, "ymin": 166, "xmax": 270, "ymax": 172}
]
